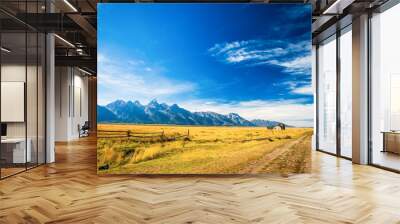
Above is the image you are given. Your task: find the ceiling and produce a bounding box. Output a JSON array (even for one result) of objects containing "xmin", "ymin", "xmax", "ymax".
[
  {"xmin": 0, "ymin": 0, "xmax": 391, "ymax": 75},
  {"xmin": 0, "ymin": 0, "xmax": 97, "ymax": 74}
]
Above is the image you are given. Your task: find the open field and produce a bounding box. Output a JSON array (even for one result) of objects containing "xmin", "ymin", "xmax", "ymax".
[{"xmin": 97, "ymin": 124, "xmax": 313, "ymax": 174}]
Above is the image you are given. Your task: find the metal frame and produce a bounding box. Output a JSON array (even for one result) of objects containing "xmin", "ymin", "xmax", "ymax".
[
  {"xmin": 25, "ymin": 2, "xmax": 28, "ymax": 172},
  {"xmin": 315, "ymin": 44, "xmax": 320, "ymax": 151},
  {"xmin": 367, "ymin": 10, "xmax": 373, "ymax": 166},
  {"xmin": 336, "ymin": 24, "xmax": 341, "ymax": 157}
]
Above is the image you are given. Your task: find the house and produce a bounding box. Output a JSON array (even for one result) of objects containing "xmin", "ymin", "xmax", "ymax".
[{"xmin": 273, "ymin": 124, "xmax": 286, "ymax": 130}]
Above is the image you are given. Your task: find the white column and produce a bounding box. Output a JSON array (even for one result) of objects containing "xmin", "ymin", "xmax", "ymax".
[
  {"xmin": 352, "ymin": 14, "xmax": 369, "ymax": 164},
  {"xmin": 46, "ymin": 32, "xmax": 55, "ymax": 163}
]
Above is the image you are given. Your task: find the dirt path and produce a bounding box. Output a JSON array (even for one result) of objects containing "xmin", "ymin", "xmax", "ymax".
[{"xmin": 239, "ymin": 135, "xmax": 309, "ymax": 174}]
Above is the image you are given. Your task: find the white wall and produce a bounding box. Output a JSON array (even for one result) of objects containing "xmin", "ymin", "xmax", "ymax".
[
  {"xmin": 55, "ymin": 67, "xmax": 69, "ymax": 141},
  {"xmin": 1, "ymin": 65, "xmax": 27, "ymax": 139},
  {"xmin": 1, "ymin": 64, "xmax": 42, "ymax": 138},
  {"xmin": 1, "ymin": 63, "xmax": 46, "ymax": 164},
  {"xmin": 55, "ymin": 67, "xmax": 89, "ymax": 141},
  {"xmin": 72, "ymin": 73, "xmax": 89, "ymax": 138}
]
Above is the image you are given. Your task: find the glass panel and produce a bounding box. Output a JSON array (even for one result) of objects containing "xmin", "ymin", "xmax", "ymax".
[
  {"xmin": 317, "ymin": 36, "xmax": 337, "ymax": 154},
  {"xmin": 1, "ymin": 31, "xmax": 27, "ymax": 177},
  {"xmin": 0, "ymin": 1, "xmax": 46, "ymax": 179},
  {"xmin": 26, "ymin": 0, "xmax": 39, "ymax": 169},
  {"xmin": 27, "ymin": 31, "xmax": 38, "ymax": 169},
  {"xmin": 339, "ymin": 28, "xmax": 352, "ymax": 158},
  {"xmin": 371, "ymin": 4, "xmax": 400, "ymax": 171}
]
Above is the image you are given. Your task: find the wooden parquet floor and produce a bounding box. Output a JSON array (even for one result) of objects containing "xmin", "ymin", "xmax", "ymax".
[{"xmin": 1, "ymin": 137, "xmax": 400, "ymax": 224}]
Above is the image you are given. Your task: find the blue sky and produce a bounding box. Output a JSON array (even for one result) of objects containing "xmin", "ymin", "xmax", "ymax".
[{"xmin": 98, "ymin": 3, "xmax": 313, "ymax": 127}]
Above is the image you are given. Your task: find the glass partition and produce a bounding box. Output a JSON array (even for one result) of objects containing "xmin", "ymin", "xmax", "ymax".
[
  {"xmin": 317, "ymin": 35, "xmax": 337, "ymax": 154},
  {"xmin": 370, "ymin": 3, "xmax": 400, "ymax": 171},
  {"xmin": 0, "ymin": 1, "xmax": 46, "ymax": 179},
  {"xmin": 1, "ymin": 31, "xmax": 28, "ymax": 177},
  {"xmin": 27, "ymin": 31, "xmax": 38, "ymax": 169},
  {"xmin": 339, "ymin": 27, "xmax": 352, "ymax": 158}
]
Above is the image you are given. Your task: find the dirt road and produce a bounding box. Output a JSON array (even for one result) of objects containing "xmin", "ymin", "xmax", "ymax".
[{"xmin": 239, "ymin": 134, "xmax": 310, "ymax": 174}]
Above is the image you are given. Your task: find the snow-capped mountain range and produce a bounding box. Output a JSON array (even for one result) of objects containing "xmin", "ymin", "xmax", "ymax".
[{"xmin": 97, "ymin": 99, "xmax": 288, "ymax": 127}]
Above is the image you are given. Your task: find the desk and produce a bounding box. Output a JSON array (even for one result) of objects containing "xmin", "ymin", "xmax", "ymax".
[
  {"xmin": 1, "ymin": 138, "xmax": 31, "ymax": 163},
  {"xmin": 382, "ymin": 131, "xmax": 400, "ymax": 155}
]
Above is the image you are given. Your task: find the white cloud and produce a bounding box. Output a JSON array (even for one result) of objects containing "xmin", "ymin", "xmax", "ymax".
[
  {"xmin": 97, "ymin": 54, "xmax": 195, "ymax": 105},
  {"xmin": 208, "ymin": 39, "xmax": 311, "ymax": 75},
  {"xmin": 275, "ymin": 80, "xmax": 313, "ymax": 96},
  {"xmin": 179, "ymin": 99, "xmax": 314, "ymax": 127},
  {"xmin": 291, "ymin": 85, "xmax": 313, "ymax": 95},
  {"xmin": 268, "ymin": 55, "xmax": 311, "ymax": 75},
  {"xmin": 98, "ymin": 54, "xmax": 110, "ymax": 64},
  {"xmin": 98, "ymin": 55, "xmax": 313, "ymax": 127},
  {"xmin": 128, "ymin": 59, "xmax": 145, "ymax": 66},
  {"xmin": 208, "ymin": 40, "xmax": 253, "ymax": 55}
]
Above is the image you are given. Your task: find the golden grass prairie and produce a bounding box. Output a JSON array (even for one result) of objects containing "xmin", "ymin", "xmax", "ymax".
[{"xmin": 97, "ymin": 124, "xmax": 312, "ymax": 174}]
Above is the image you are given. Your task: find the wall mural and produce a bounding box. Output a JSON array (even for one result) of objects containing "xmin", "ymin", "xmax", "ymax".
[{"xmin": 97, "ymin": 3, "xmax": 313, "ymax": 174}]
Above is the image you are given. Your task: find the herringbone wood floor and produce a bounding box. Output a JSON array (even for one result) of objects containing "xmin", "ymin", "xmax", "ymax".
[{"xmin": 1, "ymin": 137, "xmax": 400, "ymax": 224}]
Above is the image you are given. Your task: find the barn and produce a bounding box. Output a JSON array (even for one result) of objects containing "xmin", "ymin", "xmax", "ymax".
[{"xmin": 272, "ymin": 124, "xmax": 286, "ymax": 130}]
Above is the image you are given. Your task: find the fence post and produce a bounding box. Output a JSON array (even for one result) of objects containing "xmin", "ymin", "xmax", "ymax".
[
  {"xmin": 127, "ymin": 130, "xmax": 131, "ymax": 138},
  {"xmin": 187, "ymin": 129, "xmax": 189, "ymax": 137},
  {"xmin": 161, "ymin": 130, "xmax": 164, "ymax": 142}
]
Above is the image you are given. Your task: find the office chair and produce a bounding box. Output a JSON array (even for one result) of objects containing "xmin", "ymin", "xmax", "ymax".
[{"xmin": 79, "ymin": 121, "xmax": 90, "ymax": 138}]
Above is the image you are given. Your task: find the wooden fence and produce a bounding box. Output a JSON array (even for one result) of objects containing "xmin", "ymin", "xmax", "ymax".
[{"xmin": 97, "ymin": 129, "xmax": 190, "ymax": 141}]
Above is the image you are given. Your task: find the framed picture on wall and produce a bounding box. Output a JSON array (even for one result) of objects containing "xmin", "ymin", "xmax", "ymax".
[{"xmin": 97, "ymin": 3, "xmax": 313, "ymax": 175}]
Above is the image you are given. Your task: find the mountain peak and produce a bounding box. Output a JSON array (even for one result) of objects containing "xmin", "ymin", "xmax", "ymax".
[
  {"xmin": 126, "ymin": 100, "xmax": 144, "ymax": 107},
  {"xmin": 228, "ymin": 113, "xmax": 240, "ymax": 118},
  {"xmin": 107, "ymin": 99, "xmax": 126, "ymax": 107},
  {"xmin": 98, "ymin": 99, "xmax": 289, "ymax": 127},
  {"xmin": 171, "ymin": 103, "xmax": 180, "ymax": 108},
  {"xmin": 148, "ymin": 99, "xmax": 159, "ymax": 106}
]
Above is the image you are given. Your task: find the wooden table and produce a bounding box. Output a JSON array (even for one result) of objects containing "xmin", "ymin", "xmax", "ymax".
[
  {"xmin": 381, "ymin": 131, "xmax": 400, "ymax": 154},
  {"xmin": 1, "ymin": 138, "xmax": 31, "ymax": 165}
]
